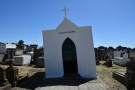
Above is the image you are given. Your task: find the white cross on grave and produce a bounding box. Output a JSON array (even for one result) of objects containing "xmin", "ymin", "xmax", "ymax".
[{"xmin": 61, "ymin": 7, "xmax": 69, "ymax": 18}]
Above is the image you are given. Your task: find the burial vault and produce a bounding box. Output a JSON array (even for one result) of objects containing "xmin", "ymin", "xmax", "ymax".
[{"xmin": 42, "ymin": 18, "xmax": 96, "ymax": 79}]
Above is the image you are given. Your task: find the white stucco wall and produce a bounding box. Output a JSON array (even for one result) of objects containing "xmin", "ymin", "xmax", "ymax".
[
  {"xmin": 6, "ymin": 44, "xmax": 16, "ymax": 49},
  {"xmin": 43, "ymin": 18, "xmax": 96, "ymax": 79},
  {"xmin": 0, "ymin": 44, "xmax": 16, "ymax": 54},
  {"xmin": 14, "ymin": 55, "xmax": 31, "ymax": 65},
  {"xmin": 15, "ymin": 49, "xmax": 23, "ymax": 55},
  {"xmin": 114, "ymin": 57, "xmax": 129, "ymax": 66}
]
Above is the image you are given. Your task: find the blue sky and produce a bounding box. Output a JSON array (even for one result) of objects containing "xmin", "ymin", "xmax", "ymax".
[{"xmin": 0, "ymin": 0, "xmax": 135, "ymax": 48}]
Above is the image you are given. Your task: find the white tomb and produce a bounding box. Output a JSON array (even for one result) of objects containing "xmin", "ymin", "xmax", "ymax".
[
  {"xmin": 15, "ymin": 49, "xmax": 24, "ymax": 55},
  {"xmin": 0, "ymin": 44, "xmax": 16, "ymax": 54},
  {"xmin": 43, "ymin": 18, "xmax": 96, "ymax": 79},
  {"xmin": 13, "ymin": 55, "xmax": 31, "ymax": 66},
  {"xmin": 114, "ymin": 50, "xmax": 129, "ymax": 66}
]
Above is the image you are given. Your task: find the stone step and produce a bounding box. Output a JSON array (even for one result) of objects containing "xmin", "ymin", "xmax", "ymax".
[{"xmin": 63, "ymin": 74, "xmax": 81, "ymax": 80}]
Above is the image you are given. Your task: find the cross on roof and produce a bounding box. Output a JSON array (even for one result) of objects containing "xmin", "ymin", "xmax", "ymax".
[{"xmin": 61, "ymin": 7, "xmax": 69, "ymax": 18}]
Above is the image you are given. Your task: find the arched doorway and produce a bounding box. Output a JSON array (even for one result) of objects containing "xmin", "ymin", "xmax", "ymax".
[{"xmin": 62, "ymin": 38, "xmax": 78, "ymax": 75}]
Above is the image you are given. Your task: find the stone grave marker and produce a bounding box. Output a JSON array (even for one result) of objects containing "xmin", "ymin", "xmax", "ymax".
[
  {"xmin": 35, "ymin": 57, "xmax": 45, "ymax": 68},
  {"xmin": 106, "ymin": 54, "xmax": 112, "ymax": 67},
  {"xmin": 6, "ymin": 60, "xmax": 18, "ymax": 87},
  {"xmin": 125, "ymin": 59, "xmax": 135, "ymax": 90},
  {"xmin": 0, "ymin": 66, "xmax": 11, "ymax": 90},
  {"xmin": 0, "ymin": 67, "xmax": 9, "ymax": 86}
]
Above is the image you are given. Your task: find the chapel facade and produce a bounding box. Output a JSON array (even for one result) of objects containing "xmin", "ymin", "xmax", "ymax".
[{"xmin": 43, "ymin": 18, "xmax": 96, "ymax": 79}]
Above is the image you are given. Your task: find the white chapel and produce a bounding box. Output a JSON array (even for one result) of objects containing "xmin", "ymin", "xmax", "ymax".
[{"xmin": 43, "ymin": 16, "xmax": 96, "ymax": 79}]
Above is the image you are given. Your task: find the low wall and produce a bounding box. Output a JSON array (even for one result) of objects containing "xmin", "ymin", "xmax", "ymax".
[{"xmin": 112, "ymin": 71, "xmax": 126, "ymax": 85}]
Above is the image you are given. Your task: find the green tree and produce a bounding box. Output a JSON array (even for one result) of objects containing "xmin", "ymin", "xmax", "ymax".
[{"xmin": 17, "ymin": 40, "xmax": 24, "ymax": 49}]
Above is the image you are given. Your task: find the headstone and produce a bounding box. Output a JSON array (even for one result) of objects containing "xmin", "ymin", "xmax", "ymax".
[
  {"xmin": 6, "ymin": 60, "xmax": 18, "ymax": 87},
  {"xmin": 106, "ymin": 54, "xmax": 112, "ymax": 67},
  {"xmin": 95, "ymin": 49, "xmax": 100, "ymax": 65},
  {"xmin": 96, "ymin": 57, "xmax": 100, "ymax": 65},
  {"xmin": 125, "ymin": 59, "xmax": 135, "ymax": 90},
  {"xmin": 35, "ymin": 57, "xmax": 45, "ymax": 68},
  {"xmin": 0, "ymin": 67, "xmax": 9, "ymax": 86},
  {"xmin": 106, "ymin": 59, "xmax": 112, "ymax": 67}
]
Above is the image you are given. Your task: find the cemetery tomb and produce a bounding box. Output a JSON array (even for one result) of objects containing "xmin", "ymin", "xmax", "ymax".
[
  {"xmin": 0, "ymin": 54, "xmax": 4, "ymax": 63},
  {"xmin": 114, "ymin": 57, "xmax": 129, "ymax": 66},
  {"xmin": 15, "ymin": 49, "xmax": 24, "ymax": 55},
  {"xmin": 35, "ymin": 57, "xmax": 45, "ymax": 68},
  {"xmin": 114, "ymin": 51, "xmax": 129, "ymax": 66},
  {"xmin": 0, "ymin": 44, "xmax": 16, "ymax": 54},
  {"xmin": 14, "ymin": 55, "xmax": 31, "ymax": 65},
  {"xmin": 43, "ymin": 18, "xmax": 96, "ymax": 79}
]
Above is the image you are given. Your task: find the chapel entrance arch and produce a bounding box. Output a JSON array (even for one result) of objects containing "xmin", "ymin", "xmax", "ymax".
[{"xmin": 62, "ymin": 38, "xmax": 78, "ymax": 75}]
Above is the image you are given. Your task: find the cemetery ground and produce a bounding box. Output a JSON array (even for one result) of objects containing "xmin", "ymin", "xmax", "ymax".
[
  {"xmin": 0, "ymin": 62, "xmax": 127, "ymax": 90},
  {"xmin": 97, "ymin": 61, "xmax": 127, "ymax": 90}
]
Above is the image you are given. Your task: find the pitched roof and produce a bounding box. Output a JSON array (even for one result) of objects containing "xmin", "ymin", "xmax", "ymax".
[{"xmin": 56, "ymin": 18, "xmax": 78, "ymax": 31}]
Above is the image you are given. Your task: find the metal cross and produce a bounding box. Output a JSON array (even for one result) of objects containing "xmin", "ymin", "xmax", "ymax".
[{"xmin": 62, "ymin": 7, "xmax": 69, "ymax": 18}]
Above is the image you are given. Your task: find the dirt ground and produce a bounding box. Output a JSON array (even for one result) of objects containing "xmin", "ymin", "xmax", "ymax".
[
  {"xmin": 0, "ymin": 63, "xmax": 127, "ymax": 90},
  {"xmin": 96, "ymin": 61, "xmax": 127, "ymax": 90},
  {"xmin": 0, "ymin": 65, "xmax": 44, "ymax": 77},
  {"xmin": 0, "ymin": 65, "xmax": 45, "ymax": 90}
]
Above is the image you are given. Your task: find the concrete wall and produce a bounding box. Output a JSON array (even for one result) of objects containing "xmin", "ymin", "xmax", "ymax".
[
  {"xmin": 15, "ymin": 49, "xmax": 23, "ymax": 55},
  {"xmin": 0, "ymin": 54, "xmax": 4, "ymax": 62},
  {"xmin": 0, "ymin": 44, "xmax": 16, "ymax": 54},
  {"xmin": 129, "ymin": 50, "xmax": 135, "ymax": 58},
  {"xmin": 43, "ymin": 18, "xmax": 96, "ymax": 79},
  {"xmin": 114, "ymin": 57, "xmax": 129, "ymax": 66},
  {"xmin": 0, "ymin": 44, "xmax": 6, "ymax": 54},
  {"xmin": 114, "ymin": 51, "xmax": 121, "ymax": 57},
  {"xmin": 14, "ymin": 55, "xmax": 31, "ymax": 65},
  {"xmin": 6, "ymin": 44, "xmax": 16, "ymax": 49}
]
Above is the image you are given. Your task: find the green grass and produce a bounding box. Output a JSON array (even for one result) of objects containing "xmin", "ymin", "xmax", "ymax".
[{"xmin": 96, "ymin": 61, "xmax": 126, "ymax": 90}]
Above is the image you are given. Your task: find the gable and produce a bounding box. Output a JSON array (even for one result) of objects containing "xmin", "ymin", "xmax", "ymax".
[{"xmin": 56, "ymin": 18, "xmax": 78, "ymax": 32}]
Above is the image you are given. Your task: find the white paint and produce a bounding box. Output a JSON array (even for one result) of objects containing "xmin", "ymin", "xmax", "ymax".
[
  {"xmin": 15, "ymin": 49, "xmax": 24, "ymax": 55},
  {"xmin": 114, "ymin": 57, "xmax": 129, "ymax": 66},
  {"xmin": 42, "ymin": 18, "xmax": 96, "ymax": 79},
  {"xmin": 14, "ymin": 55, "xmax": 31, "ymax": 65},
  {"xmin": 114, "ymin": 50, "xmax": 129, "ymax": 66},
  {"xmin": 6, "ymin": 44, "xmax": 16, "ymax": 49}
]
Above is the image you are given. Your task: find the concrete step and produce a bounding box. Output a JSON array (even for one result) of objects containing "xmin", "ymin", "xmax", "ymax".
[{"xmin": 63, "ymin": 74, "xmax": 81, "ymax": 80}]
